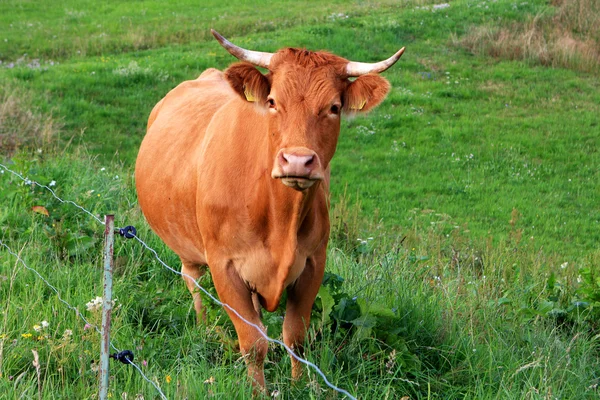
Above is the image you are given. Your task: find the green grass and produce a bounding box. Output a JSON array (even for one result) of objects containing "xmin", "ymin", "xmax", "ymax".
[
  {"xmin": 3, "ymin": 2, "xmax": 598, "ymax": 257},
  {"xmin": 1, "ymin": 0, "xmax": 409, "ymax": 62},
  {"xmin": 1, "ymin": 0, "xmax": 599, "ymax": 398}
]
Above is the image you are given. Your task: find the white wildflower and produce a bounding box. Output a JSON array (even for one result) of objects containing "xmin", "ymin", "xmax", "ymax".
[
  {"xmin": 48, "ymin": 180, "xmax": 56, "ymax": 187},
  {"xmin": 356, "ymin": 238, "xmax": 368, "ymax": 245},
  {"xmin": 33, "ymin": 320, "xmax": 49, "ymax": 332},
  {"xmin": 86, "ymin": 296, "xmax": 103, "ymax": 312}
]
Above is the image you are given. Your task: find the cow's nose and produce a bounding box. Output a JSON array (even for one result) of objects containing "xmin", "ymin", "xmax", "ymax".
[
  {"xmin": 271, "ymin": 147, "xmax": 324, "ymax": 188},
  {"xmin": 280, "ymin": 152, "xmax": 315, "ymax": 176}
]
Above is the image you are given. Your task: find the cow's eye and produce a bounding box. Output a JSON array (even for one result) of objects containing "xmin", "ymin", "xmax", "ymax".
[
  {"xmin": 267, "ymin": 98, "xmax": 276, "ymax": 109},
  {"xmin": 330, "ymin": 104, "xmax": 341, "ymax": 115}
]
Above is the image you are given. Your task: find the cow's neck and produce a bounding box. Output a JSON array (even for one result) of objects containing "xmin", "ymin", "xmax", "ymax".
[
  {"xmin": 254, "ymin": 173, "xmax": 320, "ymax": 310},
  {"xmin": 264, "ymin": 173, "xmax": 319, "ymax": 240}
]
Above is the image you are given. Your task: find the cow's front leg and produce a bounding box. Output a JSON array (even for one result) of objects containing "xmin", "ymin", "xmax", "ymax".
[
  {"xmin": 283, "ymin": 245, "xmax": 326, "ymax": 380},
  {"xmin": 210, "ymin": 261, "xmax": 268, "ymax": 393}
]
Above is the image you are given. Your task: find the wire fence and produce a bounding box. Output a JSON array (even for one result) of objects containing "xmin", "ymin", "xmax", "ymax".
[
  {"xmin": 0, "ymin": 162, "xmax": 357, "ymax": 400},
  {"xmin": 0, "ymin": 238, "xmax": 168, "ymax": 400}
]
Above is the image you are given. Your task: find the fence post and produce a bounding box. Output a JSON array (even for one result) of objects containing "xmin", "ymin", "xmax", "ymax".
[{"xmin": 99, "ymin": 215, "xmax": 115, "ymax": 400}]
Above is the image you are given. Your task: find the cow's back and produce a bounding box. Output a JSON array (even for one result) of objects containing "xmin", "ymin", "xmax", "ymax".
[{"xmin": 135, "ymin": 69, "xmax": 235, "ymax": 264}]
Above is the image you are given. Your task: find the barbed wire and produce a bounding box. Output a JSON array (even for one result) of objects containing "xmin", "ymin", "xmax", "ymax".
[
  {"xmin": 0, "ymin": 239, "xmax": 168, "ymax": 400},
  {"xmin": 0, "ymin": 162, "xmax": 357, "ymax": 400},
  {"xmin": 0, "ymin": 162, "xmax": 104, "ymax": 225},
  {"xmin": 133, "ymin": 235, "xmax": 357, "ymax": 400},
  {"xmin": 0, "ymin": 240, "xmax": 100, "ymax": 336}
]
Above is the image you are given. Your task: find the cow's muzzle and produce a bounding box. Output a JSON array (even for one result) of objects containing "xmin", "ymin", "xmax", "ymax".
[{"xmin": 271, "ymin": 147, "xmax": 324, "ymax": 191}]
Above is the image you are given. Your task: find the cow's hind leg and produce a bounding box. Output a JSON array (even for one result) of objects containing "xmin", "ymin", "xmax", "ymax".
[
  {"xmin": 283, "ymin": 246, "xmax": 326, "ymax": 380},
  {"xmin": 211, "ymin": 262, "xmax": 268, "ymax": 393},
  {"xmin": 181, "ymin": 260, "xmax": 207, "ymax": 322}
]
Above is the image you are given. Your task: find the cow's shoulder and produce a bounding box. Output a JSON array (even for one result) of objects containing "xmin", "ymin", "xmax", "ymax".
[
  {"xmin": 147, "ymin": 69, "xmax": 238, "ymax": 132},
  {"xmin": 196, "ymin": 67, "xmax": 225, "ymax": 81},
  {"xmin": 159, "ymin": 69, "xmax": 233, "ymax": 110}
]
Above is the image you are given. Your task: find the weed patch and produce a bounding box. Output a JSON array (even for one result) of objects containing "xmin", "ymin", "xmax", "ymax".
[
  {"xmin": 0, "ymin": 83, "xmax": 60, "ymax": 156},
  {"xmin": 455, "ymin": 0, "xmax": 600, "ymax": 72}
]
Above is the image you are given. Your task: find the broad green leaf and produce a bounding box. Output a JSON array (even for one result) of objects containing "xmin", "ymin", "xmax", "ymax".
[{"xmin": 317, "ymin": 285, "xmax": 335, "ymax": 326}]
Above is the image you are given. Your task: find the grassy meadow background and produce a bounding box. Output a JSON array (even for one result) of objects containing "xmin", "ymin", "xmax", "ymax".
[{"xmin": 1, "ymin": 0, "xmax": 599, "ymax": 398}]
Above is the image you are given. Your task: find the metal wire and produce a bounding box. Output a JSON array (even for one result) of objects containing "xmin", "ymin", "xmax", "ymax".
[
  {"xmin": 0, "ymin": 239, "xmax": 168, "ymax": 400},
  {"xmin": 0, "ymin": 240, "xmax": 100, "ymax": 335},
  {"xmin": 133, "ymin": 234, "xmax": 357, "ymax": 400},
  {"xmin": 0, "ymin": 163, "xmax": 357, "ymax": 400},
  {"xmin": 0, "ymin": 162, "xmax": 104, "ymax": 225}
]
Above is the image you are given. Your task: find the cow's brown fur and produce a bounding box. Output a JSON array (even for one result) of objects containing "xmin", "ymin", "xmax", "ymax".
[{"xmin": 136, "ymin": 46, "xmax": 394, "ymax": 393}]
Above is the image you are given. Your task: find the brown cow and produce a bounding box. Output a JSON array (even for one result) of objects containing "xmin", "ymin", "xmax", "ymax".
[{"xmin": 135, "ymin": 30, "xmax": 404, "ymax": 392}]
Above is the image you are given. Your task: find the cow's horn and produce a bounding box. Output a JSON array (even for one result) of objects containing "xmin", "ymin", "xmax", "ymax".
[
  {"xmin": 345, "ymin": 47, "xmax": 405, "ymax": 76},
  {"xmin": 211, "ymin": 29, "xmax": 273, "ymax": 69}
]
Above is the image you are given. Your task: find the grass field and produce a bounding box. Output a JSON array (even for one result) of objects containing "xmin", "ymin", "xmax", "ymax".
[{"xmin": 1, "ymin": 0, "xmax": 599, "ymax": 399}]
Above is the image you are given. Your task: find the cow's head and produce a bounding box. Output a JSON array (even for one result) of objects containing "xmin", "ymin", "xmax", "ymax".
[{"xmin": 212, "ymin": 30, "xmax": 404, "ymax": 191}]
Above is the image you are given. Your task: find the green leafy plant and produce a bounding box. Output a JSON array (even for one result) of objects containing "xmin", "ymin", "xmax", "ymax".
[
  {"xmin": 577, "ymin": 266, "xmax": 600, "ymax": 329},
  {"xmin": 314, "ymin": 271, "xmax": 422, "ymax": 374}
]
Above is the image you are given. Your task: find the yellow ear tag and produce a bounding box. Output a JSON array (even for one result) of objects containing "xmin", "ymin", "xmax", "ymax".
[
  {"xmin": 244, "ymin": 86, "xmax": 256, "ymax": 102},
  {"xmin": 351, "ymin": 99, "xmax": 367, "ymax": 110}
]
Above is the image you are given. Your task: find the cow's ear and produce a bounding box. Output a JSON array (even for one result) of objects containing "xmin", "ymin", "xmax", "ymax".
[
  {"xmin": 224, "ymin": 62, "xmax": 270, "ymax": 104},
  {"xmin": 344, "ymin": 74, "xmax": 391, "ymax": 113}
]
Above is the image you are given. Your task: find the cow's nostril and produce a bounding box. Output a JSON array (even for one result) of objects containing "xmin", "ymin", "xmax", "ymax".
[{"xmin": 276, "ymin": 149, "xmax": 319, "ymax": 178}]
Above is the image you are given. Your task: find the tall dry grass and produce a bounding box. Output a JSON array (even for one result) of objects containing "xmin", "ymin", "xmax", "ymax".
[
  {"xmin": 0, "ymin": 84, "xmax": 60, "ymax": 156},
  {"xmin": 455, "ymin": 0, "xmax": 600, "ymax": 72}
]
